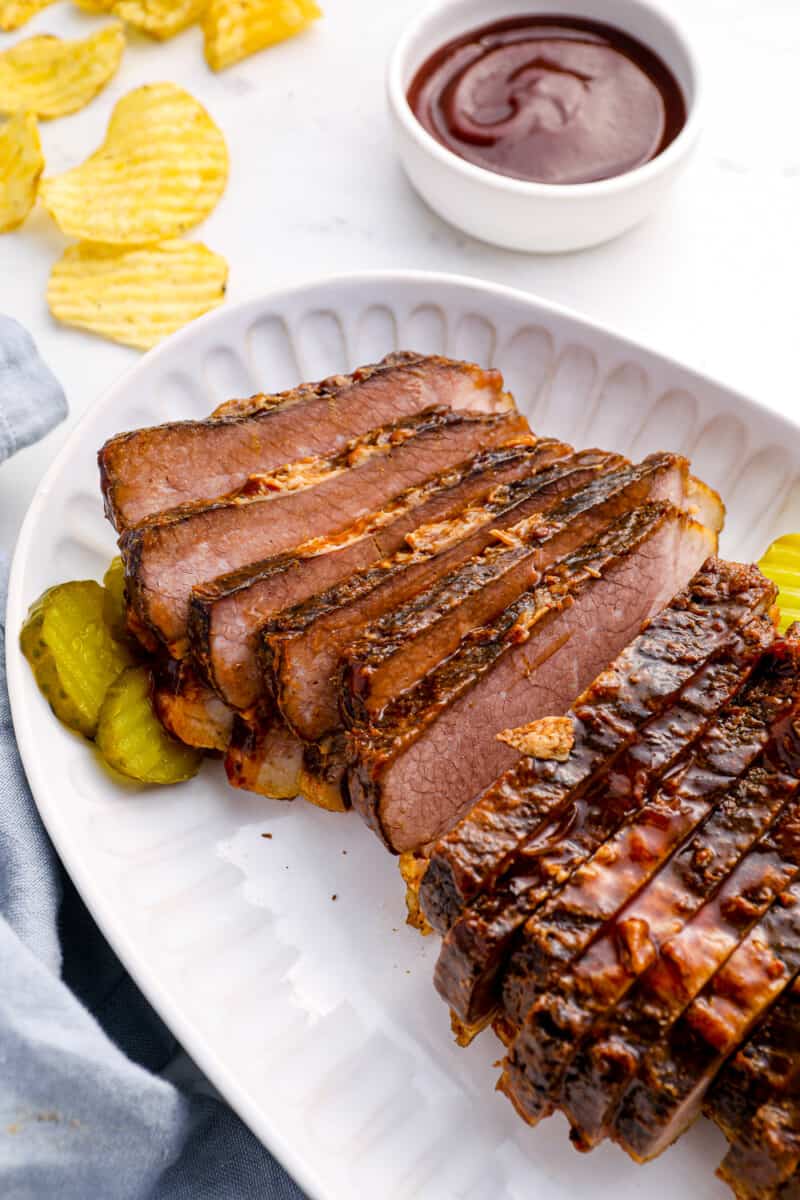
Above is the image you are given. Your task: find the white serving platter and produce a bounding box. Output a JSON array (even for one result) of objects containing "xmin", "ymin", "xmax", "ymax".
[{"xmin": 7, "ymin": 272, "xmax": 800, "ymax": 1200}]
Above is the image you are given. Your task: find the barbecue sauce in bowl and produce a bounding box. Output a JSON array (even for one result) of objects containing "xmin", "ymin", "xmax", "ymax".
[{"xmin": 408, "ymin": 16, "xmax": 687, "ymax": 186}]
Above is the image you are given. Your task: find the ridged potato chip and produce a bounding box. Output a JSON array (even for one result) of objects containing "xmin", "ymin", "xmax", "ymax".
[
  {"xmin": 0, "ymin": 110, "xmax": 43, "ymax": 233},
  {"xmin": 0, "ymin": 0, "xmax": 57, "ymax": 31},
  {"xmin": 48, "ymin": 239, "xmax": 229, "ymax": 350},
  {"xmin": 113, "ymin": 0, "xmax": 208, "ymax": 39},
  {"xmin": 0, "ymin": 27, "xmax": 125, "ymax": 122},
  {"xmin": 39, "ymin": 83, "xmax": 229, "ymax": 244},
  {"xmin": 204, "ymin": 0, "xmax": 321, "ymax": 71}
]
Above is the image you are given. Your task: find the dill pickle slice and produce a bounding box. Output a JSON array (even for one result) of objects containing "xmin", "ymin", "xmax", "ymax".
[
  {"xmin": 96, "ymin": 666, "xmax": 203, "ymax": 784},
  {"xmin": 20, "ymin": 580, "xmax": 134, "ymax": 737},
  {"xmin": 759, "ymin": 534, "xmax": 800, "ymax": 632},
  {"xmin": 102, "ymin": 556, "xmax": 129, "ymax": 642}
]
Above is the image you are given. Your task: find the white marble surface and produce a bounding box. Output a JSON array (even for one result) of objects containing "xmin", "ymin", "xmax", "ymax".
[{"xmin": 0, "ymin": 0, "xmax": 798, "ymax": 550}]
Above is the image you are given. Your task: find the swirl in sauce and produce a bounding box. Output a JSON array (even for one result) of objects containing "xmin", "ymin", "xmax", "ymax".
[{"xmin": 408, "ymin": 16, "xmax": 687, "ymax": 185}]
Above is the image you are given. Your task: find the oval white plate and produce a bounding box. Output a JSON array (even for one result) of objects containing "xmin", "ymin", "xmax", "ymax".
[{"xmin": 8, "ymin": 273, "xmax": 800, "ymax": 1200}]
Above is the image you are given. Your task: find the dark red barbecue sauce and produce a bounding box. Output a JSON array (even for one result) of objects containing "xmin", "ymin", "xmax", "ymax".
[{"xmin": 408, "ymin": 16, "xmax": 687, "ymax": 185}]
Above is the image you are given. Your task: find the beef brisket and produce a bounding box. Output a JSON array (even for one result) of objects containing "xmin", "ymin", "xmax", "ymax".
[
  {"xmin": 707, "ymin": 982, "xmax": 800, "ymax": 1142},
  {"xmin": 100, "ymin": 352, "xmax": 513, "ymax": 530},
  {"xmin": 342, "ymin": 453, "xmax": 695, "ymax": 725},
  {"xmin": 122, "ymin": 407, "xmax": 530, "ymax": 655},
  {"xmin": 561, "ymin": 693, "xmax": 800, "ymax": 1149},
  {"xmin": 500, "ymin": 641, "xmax": 800, "ymax": 1127},
  {"xmin": 189, "ymin": 439, "xmax": 576, "ymax": 713},
  {"xmin": 718, "ymin": 1093, "xmax": 800, "ymax": 1198},
  {"xmin": 225, "ymin": 710, "xmax": 304, "ymax": 801},
  {"xmin": 434, "ymin": 614, "xmax": 776, "ymax": 1029},
  {"xmin": 263, "ymin": 449, "xmax": 627, "ymax": 742},
  {"xmin": 151, "ymin": 657, "xmax": 233, "ymax": 751},
  {"xmin": 347, "ymin": 503, "xmax": 716, "ymax": 854},
  {"xmin": 419, "ymin": 560, "xmax": 774, "ymax": 935},
  {"xmin": 613, "ymin": 877, "xmax": 800, "ymax": 1162}
]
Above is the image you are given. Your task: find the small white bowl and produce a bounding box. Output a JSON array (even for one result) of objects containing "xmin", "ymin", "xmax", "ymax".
[{"xmin": 388, "ymin": 0, "xmax": 704, "ymax": 253}]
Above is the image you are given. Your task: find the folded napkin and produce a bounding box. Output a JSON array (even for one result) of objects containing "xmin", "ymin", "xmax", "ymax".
[{"xmin": 0, "ymin": 317, "xmax": 306, "ymax": 1200}]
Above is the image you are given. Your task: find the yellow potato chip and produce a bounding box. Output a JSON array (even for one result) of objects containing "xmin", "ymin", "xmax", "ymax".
[
  {"xmin": 0, "ymin": 110, "xmax": 43, "ymax": 233},
  {"xmin": 204, "ymin": 0, "xmax": 321, "ymax": 72},
  {"xmin": 112, "ymin": 0, "xmax": 208, "ymax": 39},
  {"xmin": 47, "ymin": 239, "xmax": 229, "ymax": 350},
  {"xmin": 0, "ymin": 0, "xmax": 57, "ymax": 31},
  {"xmin": 0, "ymin": 27, "xmax": 125, "ymax": 122},
  {"xmin": 73, "ymin": 0, "xmax": 115, "ymax": 10},
  {"xmin": 39, "ymin": 83, "xmax": 229, "ymax": 245}
]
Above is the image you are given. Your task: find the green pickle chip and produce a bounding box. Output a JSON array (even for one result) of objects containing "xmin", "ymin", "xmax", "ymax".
[
  {"xmin": 96, "ymin": 666, "xmax": 203, "ymax": 785},
  {"xmin": 20, "ymin": 580, "xmax": 134, "ymax": 737},
  {"xmin": 759, "ymin": 534, "xmax": 800, "ymax": 633},
  {"xmin": 102, "ymin": 555, "xmax": 129, "ymax": 641}
]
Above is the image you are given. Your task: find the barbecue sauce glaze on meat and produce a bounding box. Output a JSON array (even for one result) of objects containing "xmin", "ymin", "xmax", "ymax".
[{"xmin": 408, "ymin": 16, "xmax": 686, "ymax": 185}]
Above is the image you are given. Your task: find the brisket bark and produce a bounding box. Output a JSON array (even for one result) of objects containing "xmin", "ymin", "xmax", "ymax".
[
  {"xmin": 347, "ymin": 503, "xmax": 716, "ymax": 854},
  {"xmin": 561, "ymin": 693, "xmax": 800, "ymax": 1149},
  {"xmin": 190, "ymin": 439, "xmax": 578, "ymax": 712},
  {"xmin": 341, "ymin": 453, "xmax": 693, "ymax": 725},
  {"xmin": 707, "ymin": 982, "xmax": 800, "ymax": 1141},
  {"xmin": 100, "ymin": 352, "xmax": 513, "ymax": 530},
  {"xmin": 419, "ymin": 560, "xmax": 774, "ymax": 935},
  {"xmin": 718, "ymin": 1093, "xmax": 800, "ymax": 1198},
  {"xmin": 122, "ymin": 406, "xmax": 530, "ymax": 655},
  {"xmin": 263, "ymin": 449, "xmax": 628, "ymax": 742},
  {"xmin": 612, "ymin": 877, "xmax": 800, "ymax": 1162},
  {"xmin": 499, "ymin": 642, "xmax": 799, "ymax": 1127},
  {"xmin": 434, "ymin": 614, "xmax": 776, "ymax": 1029}
]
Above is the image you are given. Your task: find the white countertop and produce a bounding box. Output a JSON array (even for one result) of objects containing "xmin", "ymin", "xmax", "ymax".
[{"xmin": 1, "ymin": 0, "xmax": 798, "ymax": 550}]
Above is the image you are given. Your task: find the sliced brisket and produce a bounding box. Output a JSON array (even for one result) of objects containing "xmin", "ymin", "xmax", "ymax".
[
  {"xmin": 100, "ymin": 352, "xmax": 512, "ymax": 530},
  {"xmin": 434, "ymin": 613, "xmax": 776, "ymax": 1029},
  {"xmin": 342, "ymin": 453, "xmax": 694, "ymax": 725},
  {"xmin": 347, "ymin": 503, "xmax": 716, "ymax": 854},
  {"xmin": 122, "ymin": 406, "xmax": 530, "ymax": 655},
  {"xmin": 561, "ymin": 693, "xmax": 800, "ymax": 1149},
  {"xmin": 718, "ymin": 1092, "xmax": 800, "ymax": 1198},
  {"xmin": 707, "ymin": 982, "xmax": 800, "ymax": 1142},
  {"xmin": 500, "ymin": 641, "xmax": 799, "ymax": 1127},
  {"xmin": 612, "ymin": 876, "xmax": 800, "ymax": 1162},
  {"xmin": 190, "ymin": 439, "xmax": 576, "ymax": 713},
  {"xmin": 225, "ymin": 710, "xmax": 304, "ymax": 801},
  {"xmin": 263, "ymin": 449, "xmax": 627, "ymax": 742},
  {"xmin": 419, "ymin": 560, "xmax": 774, "ymax": 935},
  {"xmin": 151, "ymin": 657, "xmax": 233, "ymax": 751}
]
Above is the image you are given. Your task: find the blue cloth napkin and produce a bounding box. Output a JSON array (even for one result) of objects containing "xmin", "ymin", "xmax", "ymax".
[{"xmin": 0, "ymin": 317, "xmax": 307, "ymax": 1200}]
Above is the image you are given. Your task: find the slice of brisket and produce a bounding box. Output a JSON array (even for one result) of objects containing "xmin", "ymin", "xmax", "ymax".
[
  {"xmin": 612, "ymin": 876, "xmax": 800, "ymax": 1162},
  {"xmin": 708, "ymin": 984, "xmax": 800, "ymax": 1198},
  {"xmin": 500, "ymin": 641, "xmax": 799, "ymax": 1126},
  {"xmin": 100, "ymin": 352, "xmax": 513, "ymax": 530},
  {"xmin": 561, "ymin": 692, "xmax": 800, "ymax": 1149},
  {"xmin": 151, "ymin": 657, "xmax": 233, "ymax": 751},
  {"xmin": 342, "ymin": 453, "xmax": 693, "ymax": 725},
  {"xmin": 263, "ymin": 449, "xmax": 627, "ymax": 742},
  {"xmin": 347, "ymin": 503, "xmax": 716, "ymax": 854},
  {"xmin": 707, "ymin": 981, "xmax": 800, "ymax": 1142},
  {"xmin": 225, "ymin": 710, "xmax": 304, "ymax": 801},
  {"xmin": 189, "ymin": 439, "xmax": 577, "ymax": 713},
  {"xmin": 718, "ymin": 1092, "xmax": 800, "ymax": 1198},
  {"xmin": 419, "ymin": 560, "xmax": 775, "ymax": 935},
  {"xmin": 122, "ymin": 406, "xmax": 530, "ymax": 655},
  {"xmin": 434, "ymin": 614, "xmax": 776, "ymax": 1030}
]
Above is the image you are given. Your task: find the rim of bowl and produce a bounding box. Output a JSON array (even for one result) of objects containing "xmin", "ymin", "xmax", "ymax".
[{"xmin": 387, "ymin": 0, "xmax": 705, "ymax": 200}]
